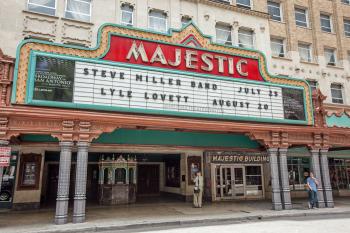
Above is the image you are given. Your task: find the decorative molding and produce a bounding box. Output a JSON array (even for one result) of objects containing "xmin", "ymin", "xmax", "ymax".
[
  {"xmin": 23, "ymin": 15, "xmax": 57, "ymax": 40},
  {"xmin": 0, "ymin": 49, "xmax": 15, "ymax": 106},
  {"xmin": 61, "ymin": 22, "xmax": 92, "ymax": 46}
]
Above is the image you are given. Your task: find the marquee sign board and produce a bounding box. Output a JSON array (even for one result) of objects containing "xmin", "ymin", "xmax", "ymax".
[{"xmin": 13, "ymin": 23, "xmax": 313, "ymax": 125}]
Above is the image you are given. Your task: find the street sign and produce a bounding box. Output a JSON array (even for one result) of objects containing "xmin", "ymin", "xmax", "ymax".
[{"xmin": 0, "ymin": 147, "xmax": 11, "ymax": 167}]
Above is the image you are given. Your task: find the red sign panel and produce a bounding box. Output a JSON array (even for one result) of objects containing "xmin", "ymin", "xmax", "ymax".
[
  {"xmin": 0, "ymin": 147, "xmax": 11, "ymax": 167},
  {"xmin": 103, "ymin": 35, "xmax": 264, "ymax": 82}
]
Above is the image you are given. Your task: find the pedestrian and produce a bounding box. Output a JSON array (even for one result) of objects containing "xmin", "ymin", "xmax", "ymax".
[
  {"xmin": 306, "ymin": 171, "xmax": 319, "ymax": 209},
  {"xmin": 193, "ymin": 171, "xmax": 203, "ymax": 208}
]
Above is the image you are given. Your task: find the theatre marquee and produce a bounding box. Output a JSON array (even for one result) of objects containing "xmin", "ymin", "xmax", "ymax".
[{"xmin": 12, "ymin": 23, "xmax": 313, "ymax": 125}]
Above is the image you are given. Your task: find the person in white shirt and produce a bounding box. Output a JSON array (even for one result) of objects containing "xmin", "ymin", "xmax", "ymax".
[{"xmin": 193, "ymin": 171, "xmax": 203, "ymax": 208}]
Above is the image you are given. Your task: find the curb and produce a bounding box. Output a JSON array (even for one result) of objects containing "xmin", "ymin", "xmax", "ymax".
[{"xmin": 29, "ymin": 210, "xmax": 350, "ymax": 233}]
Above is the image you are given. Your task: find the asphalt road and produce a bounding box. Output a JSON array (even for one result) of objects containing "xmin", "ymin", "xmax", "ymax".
[{"xmin": 100, "ymin": 214, "xmax": 350, "ymax": 233}]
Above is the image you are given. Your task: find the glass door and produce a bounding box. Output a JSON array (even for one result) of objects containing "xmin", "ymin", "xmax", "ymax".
[
  {"xmin": 232, "ymin": 166, "xmax": 245, "ymax": 198},
  {"xmin": 214, "ymin": 165, "xmax": 245, "ymax": 200}
]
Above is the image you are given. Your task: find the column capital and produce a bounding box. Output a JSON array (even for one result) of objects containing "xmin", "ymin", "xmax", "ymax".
[
  {"xmin": 309, "ymin": 148, "xmax": 320, "ymax": 154},
  {"xmin": 267, "ymin": 148, "xmax": 279, "ymax": 154},
  {"xmin": 59, "ymin": 141, "xmax": 74, "ymax": 148},
  {"xmin": 320, "ymin": 148, "xmax": 329, "ymax": 154},
  {"xmin": 77, "ymin": 141, "xmax": 90, "ymax": 148},
  {"xmin": 279, "ymin": 148, "xmax": 288, "ymax": 155}
]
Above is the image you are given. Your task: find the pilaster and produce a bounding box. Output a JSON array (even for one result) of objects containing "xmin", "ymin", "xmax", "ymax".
[
  {"xmin": 268, "ymin": 148, "xmax": 282, "ymax": 211},
  {"xmin": 320, "ymin": 149, "xmax": 334, "ymax": 208},
  {"xmin": 309, "ymin": 149, "xmax": 325, "ymax": 208},
  {"xmin": 278, "ymin": 148, "xmax": 292, "ymax": 210}
]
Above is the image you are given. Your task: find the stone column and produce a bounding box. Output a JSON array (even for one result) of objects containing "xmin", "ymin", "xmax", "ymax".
[
  {"xmin": 55, "ymin": 141, "xmax": 73, "ymax": 225},
  {"xmin": 278, "ymin": 148, "xmax": 292, "ymax": 210},
  {"xmin": 310, "ymin": 149, "xmax": 325, "ymax": 208},
  {"xmin": 73, "ymin": 142, "xmax": 90, "ymax": 223},
  {"xmin": 320, "ymin": 149, "xmax": 334, "ymax": 208},
  {"xmin": 268, "ymin": 148, "xmax": 282, "ymax": 210},
  {"xmin": 0, "ymin": 140, "xmax": 9, "ymax": 193}
]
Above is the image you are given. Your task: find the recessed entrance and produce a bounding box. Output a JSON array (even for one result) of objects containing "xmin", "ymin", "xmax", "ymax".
[
  {"xmin": 213, "ymin": 165, "xmax": 264, "ymax": 200},
  {"xmin": 137, "ymin": 164, "xmax": 160, "ymax": 196}
]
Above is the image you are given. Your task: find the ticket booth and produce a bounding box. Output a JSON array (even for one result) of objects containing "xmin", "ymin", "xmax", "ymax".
[{"xmin": 98, "ymin": 155, "xmax": 137, "ymax": 205}]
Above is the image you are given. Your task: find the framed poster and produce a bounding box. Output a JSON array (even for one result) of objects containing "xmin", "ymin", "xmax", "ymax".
[
  {"xmin": 187, "ymin": 156, "xmax": 201, "ymax": 185},
  {"xmin": 17, "ymin": 154, "xmax": 42, "ymax": 190},
  {"xmin": 165, "ymin": 158, "xmax": 180, "ymax": 187}
]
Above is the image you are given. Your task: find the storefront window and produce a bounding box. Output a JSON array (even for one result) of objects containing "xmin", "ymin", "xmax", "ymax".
[
  {"xmin": 287, "ymin": 157, "xmax": 310, "ymax": 190},
  {"xmin": 329, "ymin": 158, "xmax": 350, "ymax": 190},
  {"xmin": 245, "ymin": 166, "xmax": 262, "ymax": 192}
]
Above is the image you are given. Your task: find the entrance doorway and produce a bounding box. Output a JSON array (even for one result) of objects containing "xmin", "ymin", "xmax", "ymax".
[
  {"xmin": 213, "ymin": 165, "xmax": 264, "ymax": 200},
  {"xmin": 137, "ymin": 164, "xmax": 160, "ymax": 196}
]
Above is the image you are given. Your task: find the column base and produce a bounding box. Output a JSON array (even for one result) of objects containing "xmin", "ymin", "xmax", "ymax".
[
  {"xmin": 55, "ymin": 215, "xmax": 68, "ymax": 225},
  {"xmin": 317, "ymin": 202, "xmax": 326, "ymax": 208},
  {"xmin": 272, "ymin": 203, "xmax": 283, "ymax": 211},
  {"xmin": 283, "ymin": 203, "xmax": 293, "ymax": 210},
  {"xmin": 72, "ymin": 215, "xmax": 85, "ymax": 224},
  {"xmin": 326, "ymin": 201, "xmax": 334, "ymax": 208}
]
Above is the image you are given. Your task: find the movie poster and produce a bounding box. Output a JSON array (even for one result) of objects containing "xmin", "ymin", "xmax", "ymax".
[{"xmin": 187, "ymin": 156, "xmax": 201, "ymax": 185}]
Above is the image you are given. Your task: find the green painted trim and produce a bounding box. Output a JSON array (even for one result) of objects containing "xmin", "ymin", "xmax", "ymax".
[
  {"xmin": 20, "ymin": 134, "xmax": 58, "ymax": 142},
  {"xmin": 93, "ymin": 129, "xmax": 261, "ymax": 148},
  {"xmin": 12, "ymin": 22, "xmax": 313, "ymax": 125},
  {"xmin": 26, "ymin": 51, "xmax": 309, "ymax": 125},
  {"xmin": 326, "ymin": 114, "xmax": 350, "ymax": 128}
]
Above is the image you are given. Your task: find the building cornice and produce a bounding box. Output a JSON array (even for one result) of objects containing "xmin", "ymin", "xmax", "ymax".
[{"xmin": 182, "ymin": 0, "xmax": 270, "ymax": 19}]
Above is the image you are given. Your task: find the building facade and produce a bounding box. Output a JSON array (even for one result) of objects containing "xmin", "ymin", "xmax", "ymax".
[{"xmin": 0, "ymin": 0, "xmax": 350, "ymax": 225}]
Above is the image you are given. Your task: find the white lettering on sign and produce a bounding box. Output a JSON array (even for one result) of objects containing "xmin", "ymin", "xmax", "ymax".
[
  {"xmin": 0, "ymin": 147, "xmax": 11, "ymax": 167},
  {"xmin": 73, "ymin": 62, "xmax": 284, "ymax": 119}
]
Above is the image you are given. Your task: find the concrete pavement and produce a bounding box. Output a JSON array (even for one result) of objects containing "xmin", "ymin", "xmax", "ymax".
[{"xmin": 0, "ymin": 198, "xmax": 350, "ymax": 233}]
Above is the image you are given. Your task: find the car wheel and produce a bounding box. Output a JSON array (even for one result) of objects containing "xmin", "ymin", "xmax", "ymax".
[{"xmin": 0, "ymin": 191, "xmax": 11, "ymax": 201}]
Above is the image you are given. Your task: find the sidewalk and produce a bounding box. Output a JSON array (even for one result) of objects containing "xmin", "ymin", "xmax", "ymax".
[{"xmin": 1, "ymin": 198, "xmax": 350, "ymax": 233}]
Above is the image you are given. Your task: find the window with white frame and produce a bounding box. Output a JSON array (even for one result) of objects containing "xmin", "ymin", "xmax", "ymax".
[
  {"xmin": 344, "ymin": 19, "xmax": 350, "ymax": 37},
  {"xmin": 121, "ymin": 4, "xmax": 134, "ymax": 26},
  {"xmin": 215, "ymin": 24, "xmax": 233, "ymax": 45},
  {"xmin": 325, "ymin": 48, "xmax": 337, "ymax": 66},
  {"xmin": 295, "ymin": 7, "xmax": 308, "ymax": 27},
  {"xmin": 271, "ymin": 38, "xmax": 285, "ymax": 57},
  {"xmin": 267, "ymin": 1, "xmax": 282, "ymax": 22},
  {"xmin": 65, "ymin": 0, "xmax": 91, "ymax": 22},
  {"xmin": 307, "ymin": 80, "xmax": 318, "ymax": 92},
  {"xmin": 320, "ymin": 14, "xmax": 332, "ymax": 33},
  {"xmin": 236, "ymin": 0, "xmax": 251, "ymax": 8},
  {"xmin": 342, "ymin": 0, "xmax": 350, "ymax": 5},
  {"xmin": 238, "ymin": 28, "xmax": 254, "ymax": 48},
  {"xmin": 331, "ymin": 83, "xmax": 344, "ymax": 104},
  {"xmin": 149, "ymin": 10, "xmax": 167, "ymax": 33},
  {"xmin": 298, "ymin": 43, "xmax": 312, "ymax": 62},
  {"xmin": 181, "ymin": 16, "xmax": 192, "ymax": 26},
  {"xmin": 27, "ymin": 0, "xmax": 56, "ymax": 16}
]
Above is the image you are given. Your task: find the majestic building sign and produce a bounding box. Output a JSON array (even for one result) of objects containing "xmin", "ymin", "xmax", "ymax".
[
  {"xmin": 13, "ymin": 23, "xmax": 312, "ymax": 125},
  {"xmin": 206, "ymin": 151, "xmax": 269, "ymax": 164}
]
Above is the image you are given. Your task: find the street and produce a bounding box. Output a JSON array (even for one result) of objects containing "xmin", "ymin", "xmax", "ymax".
[{"xmin": 105, "ymin": 214, "xmax": 350, "ymax": 233}]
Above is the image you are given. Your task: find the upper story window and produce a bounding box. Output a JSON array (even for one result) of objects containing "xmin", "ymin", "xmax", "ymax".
[
  {"xmin": 216, "ymin": 24, "xmax": 233, "ymax": 45},
  {"xmin": 331, "ymin": 83, "xmax": 344, "ymax": 104},
  {"xmin": 65, "ymin": 0, "xmax": 91, "ymax": 22},
  {"xmin": 27, "ymin": 0, "xmax": 56, "ymax": 16},
  {"xmin": 121, "ymin": 4, "xmax": 134, "ymax": 26},
  {"xmin": 298, "ymin": 43, "xmax": 312, "ymax": 62},
  {"xmin": 307, "ymin": 80, "xmax": 318, "ymax": 92},
  {"xmin": 271, "ymin": 38, "xmax": 285, "ymax": 57},
  {"xmin": 236, "ymin": 0, "xmax": 251, "ymax": 9},
  {"xmin": 320, "ymin": 14, "xmax": 332, "ymax": 33},
  {"xmin": 344, "ymin": 18, "xmax": 350, "ymax": 36},
  {"xmin": 238, "ymin": 28, "xmax": 254, "ymax": 48},
  {"xmin": 181, "ymin": 16, "xmax": 192, "ymax": 26},
  {"xmin": 324, "ymin": 48, "xmax": 337, "ymax": 66},
  {"xmin": 267, "ymin": 1, "xmax": 282, "ymax": 22},
  {"xmin": 295, "ymin": 7, "xmax": 309, "ymax": 28},
  {"xmin": 149, "ymin": 10, "xmax": 167, "ymax": 33},
  {"xmin": 342, "ymin": 0, "xmax": 350, "ymax": 5}
]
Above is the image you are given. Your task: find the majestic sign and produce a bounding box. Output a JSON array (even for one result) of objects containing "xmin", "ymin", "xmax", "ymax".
[
  {"xmin": 14, "ymin": 23, "xmax": 312, "ymax": 125},
  {"xmin": 0, "ymin": 147, "xmax": 11, "ymax": 167}
]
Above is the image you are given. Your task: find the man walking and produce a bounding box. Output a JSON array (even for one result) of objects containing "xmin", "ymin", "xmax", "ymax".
[
  {"xmin": 307, "ymin": 171, "xmax": 319, "ymax": 209},
  {"xmin": 193, "ymin": 171, "xmax": 203, "ymax": 208}
]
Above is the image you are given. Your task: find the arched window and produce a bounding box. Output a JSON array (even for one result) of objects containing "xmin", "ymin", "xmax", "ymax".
[{"xmin": 115, "ymin": 168, "xmax": 126, "ymax": 184}]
